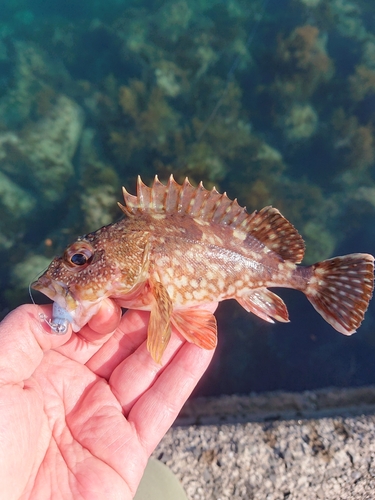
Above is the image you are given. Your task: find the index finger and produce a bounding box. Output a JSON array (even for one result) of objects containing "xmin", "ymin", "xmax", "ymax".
[{"xmin": 55, "ymin": 298, "xmax": 122, "ymax": 364}]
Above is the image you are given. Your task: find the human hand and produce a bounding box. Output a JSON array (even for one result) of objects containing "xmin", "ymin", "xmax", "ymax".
[{"xmin": 0, "ymin": 300, "xmax": 217, "ymax": 500}]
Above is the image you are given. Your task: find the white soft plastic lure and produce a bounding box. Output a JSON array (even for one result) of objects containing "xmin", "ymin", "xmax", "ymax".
[
  {"xmin": 29, "ymin": 278, "xmax": 73, "ymax": 334},
  {"xmin": 37, "ymin": 302, "xmax": 72, "ymax": 335}
]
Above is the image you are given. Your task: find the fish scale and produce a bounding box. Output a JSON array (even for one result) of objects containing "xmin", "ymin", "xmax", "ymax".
[{"xmin": 33, "ymin": 175, "xmax": 374, "ymax": 364}]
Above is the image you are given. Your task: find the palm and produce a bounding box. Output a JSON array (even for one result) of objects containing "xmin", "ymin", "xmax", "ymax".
[
  {"xmin": 0, "ymin": 303, "xmax": 216, "ymax": 500},
  {"xmin": 24, "ymin": 352, "xmax": 137, "ymax": 499}
]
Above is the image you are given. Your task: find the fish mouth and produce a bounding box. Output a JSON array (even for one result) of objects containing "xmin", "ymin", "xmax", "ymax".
[
  {"xmin": 31, "ymin": 276, "xmax": 77, "ymax": 312},
  {"xmin": 31, "ymin": 276, "xmax": 103, "ymax": 332}
]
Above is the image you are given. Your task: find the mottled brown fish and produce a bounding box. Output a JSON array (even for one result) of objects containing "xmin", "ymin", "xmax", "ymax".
[{"xmin": 33, "ymin": 176, "xmax": 374, "ymax": 363}]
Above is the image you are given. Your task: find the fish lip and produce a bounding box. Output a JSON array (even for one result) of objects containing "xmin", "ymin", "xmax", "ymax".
[
  {"xmin": 31, "ymin": 277, "xmax": 77, "ymax": 312},
  {"xmin": 31, "ymin": 276, "xmax": 58, "ymax": 301}
]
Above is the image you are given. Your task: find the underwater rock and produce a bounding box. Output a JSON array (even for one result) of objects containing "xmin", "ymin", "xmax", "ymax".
[
  {"xmin": 0, "ymin": 94, "xmax": 84, "ymax": 203},
  {"xmin": 79, "ymin": 128, "xmax": 119, "ymax": 229},
  {"xmin": 349, "ymin": 65, "xmax": 375, "ymax": 102},
  {"xmin": 283, "ymin": 103, "xmax": 318, "ymax": 141},
  {"xmin": 0, "ymin": 40, "xmax": 70, "ymax": 128},
  {"xmin": 10, "ymin": 254, "xmax": 52, "ymax": 291},
  {"xmin": 154, "ymin": 1, "xmax": 193, "ymax": 44},
  {"xmin": 0, "ymin": 170, "xmax": 36, "ymax": 250},
  {"xmin": 302, "ymin": 221, "xmax": 336, "ymax": 263},
  {"xmin": 355, "ymin": 187, "xmax": 375, "ymax": 207},
  {"xmin": 6, "ymin": 253, "xmax": 53, "ymax": 308},
  {"xmin": 255, "ymin": 143, "xmax": 283, "ymax": 163},
  {"xmin": 154, "ymin": 61, "xmax": 187, "ymax": 97},
  {"xmin": 195, "ymin": 43, "xmax": 219, "ymax": 79},
  {"xmin": 183, "ymin": 141, "xmax": 227, "ymax": 182},
  {"xmin": 363, "ymin": 41, "xmax": 375, "ymax": 70},
  {"xmin": 297, "ymin": 0, "xmax": 321, "ymax": 6},
  {"xmin": 81, "ymin": 185, "xmax": 118, "ymax": 229},
  {"xmin": 332, "ymin": 108, "xmax": 375, "ymax": 175},
  {"xmin": 330, "ymin": 0, "xmax": 367, "ymax": 40}
]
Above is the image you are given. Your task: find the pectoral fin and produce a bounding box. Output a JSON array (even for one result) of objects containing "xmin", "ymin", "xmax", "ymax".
[
  {"xmin": 236, "ymin": 288, "xmax": 289, "ymax": 323},
  {"xmin": 147, "ymin": 280, "xmax": 173, "ymax": 364},
  {"xmin": 171, "ymin": 309, "xmax": 217, "ymax": 349}
]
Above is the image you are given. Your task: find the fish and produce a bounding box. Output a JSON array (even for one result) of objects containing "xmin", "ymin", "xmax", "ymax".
[{"xmin": 32, "ymin": 175, "xmax": 374, "ymax": 363}]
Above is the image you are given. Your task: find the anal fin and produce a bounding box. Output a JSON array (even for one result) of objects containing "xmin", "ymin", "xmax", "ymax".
[
  {"xmin": 171, "ymin": 309, "xmax": 217, "ymax": 350},
  {"xmin": 148, "ymin": 280, "xmax": 173, "ymax": 364},
  {"xmin": 236, "ymin": 288, "xmax": 290, "ymax": 323}
]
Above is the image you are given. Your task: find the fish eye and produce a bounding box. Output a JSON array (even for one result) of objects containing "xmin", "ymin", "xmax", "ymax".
[
  {"xmin": 64, "ymin": 242, "xmax": 94, "ymax": 270},
  {"xmin": 71, "ymin": 253, "xmax": 88, "ymax": 266}
]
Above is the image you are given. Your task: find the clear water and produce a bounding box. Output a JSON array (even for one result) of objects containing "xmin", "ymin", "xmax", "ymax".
[{"xmin": 0, "ymin": 0, "xmax": 375, "ymax": 397}]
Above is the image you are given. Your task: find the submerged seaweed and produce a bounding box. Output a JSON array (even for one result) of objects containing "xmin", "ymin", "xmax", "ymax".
[{"xmin": 1, "ymin": 0, "xmax": 375, "ymax": 396}]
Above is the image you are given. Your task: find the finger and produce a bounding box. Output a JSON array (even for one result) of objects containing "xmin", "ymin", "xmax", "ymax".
[
  {"xmin": 109, "ymin": 302, "xmax": 218, "ymax": 414},
  {"xmin": 0, "ymin": 304, "xmax": 73, "ymax": 385},
  {"xmin": 129, "ymin": 341, "xmax": 214, "ymax": 454},
  {"xmin": 56, "ymin": 298, "xmax": 122, "ymax": 364},
  {"xmin": 88, "ymin": 302, "xmax": 218, "ymax": 380},
  {"xmin": 81, "ymin": 298, "xmax": 122, "ymax": 342},
  {"xmin": 89, "ymin": 298, "xmax": 123, "ymax": 336},
  {"xmin": 86, "ymin": 309, "xmax": 150, "ymax": 377},
  {"xmin": 109, "ymin": 328, "xmax": 185, "ymax": 414}
]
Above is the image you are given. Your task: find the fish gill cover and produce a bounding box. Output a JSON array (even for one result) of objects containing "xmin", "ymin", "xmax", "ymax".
[{"xmin": 0, "ymin": 0, "xmax": 375, "ymax": 396}]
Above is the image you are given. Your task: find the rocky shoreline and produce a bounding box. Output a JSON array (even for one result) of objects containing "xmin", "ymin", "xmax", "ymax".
[{"xmin": 154, "ymin": 386, "xmax": 375, "ymax": 499}]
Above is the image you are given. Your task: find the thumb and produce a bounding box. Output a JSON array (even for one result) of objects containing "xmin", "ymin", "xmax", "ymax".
[{"xmin": 0, "ymin": 304, "xmax": 73, "ymax": 385}]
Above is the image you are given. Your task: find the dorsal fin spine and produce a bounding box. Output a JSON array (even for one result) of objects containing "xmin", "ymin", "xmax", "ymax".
[
  {"xmin": 165, "ymin": 174, "xmax": 177, "ymax": 213},
  {"xmin": 151, "ymin": 175, "xmax": 165, "ymax": 212},
  {"xmin": 119, "ymin": 175, "xmax": 305, "ymax": 262}
]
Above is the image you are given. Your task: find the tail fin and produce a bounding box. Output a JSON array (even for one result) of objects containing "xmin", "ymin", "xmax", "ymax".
[{"xmin": 305, "ymin": 253, "xmax": 374, "ymax": 335}]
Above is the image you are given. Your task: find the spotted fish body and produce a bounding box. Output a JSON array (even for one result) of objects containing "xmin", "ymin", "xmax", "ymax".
[{"xmin": 33, "ymin": 176, "xmax": 374, "ymax": 363}]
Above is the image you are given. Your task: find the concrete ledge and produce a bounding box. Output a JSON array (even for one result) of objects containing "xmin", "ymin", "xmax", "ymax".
[
  {"xmin": 153, "ymin": 387, "xmax": 375, "ymax": 499},
  {"xmin": 177, "ymin": 386, "xmax": 375, "ymax": 425}
]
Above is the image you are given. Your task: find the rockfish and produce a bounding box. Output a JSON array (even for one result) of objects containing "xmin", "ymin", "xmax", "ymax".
[{"xmin": 32, "ymin": 176, "xmax": 374, "ymax": 363}]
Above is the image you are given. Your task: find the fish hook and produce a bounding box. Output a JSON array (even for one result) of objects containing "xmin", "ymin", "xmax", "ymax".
[{"xmin": 28, "ymin": 282, "xmax": 71, "ymax": 335}]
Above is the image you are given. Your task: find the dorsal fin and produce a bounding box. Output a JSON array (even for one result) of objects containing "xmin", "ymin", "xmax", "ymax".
[
  {"xmin": 117, "ymin": 175, "xmax": 243, "ymax": 222},
  {"xmin": 246, "ymin": 206, "xmax": 305, "ymax": 263},
  {"xmin": 117, "ymin": 175, "xmax": 305, "ymax": 263}
]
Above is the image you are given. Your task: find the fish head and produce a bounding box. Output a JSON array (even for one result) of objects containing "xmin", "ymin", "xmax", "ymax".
[{"xmin": 32, "ymin": 226, "xmax": 150, "ymax": 331}]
